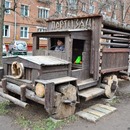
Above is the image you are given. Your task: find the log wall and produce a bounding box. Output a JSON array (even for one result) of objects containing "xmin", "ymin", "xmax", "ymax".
[{"xmin": 99, "ymin": 23, "xmax": 130, "ymax": 75}]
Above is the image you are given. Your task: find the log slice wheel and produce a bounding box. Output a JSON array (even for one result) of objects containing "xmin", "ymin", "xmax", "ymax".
[
  {"xmin": 11, "ymin": 61, "xmax": 24, "ymax": 79},
  {"xmin": 101, "ymin": 74, "xmax": 118, "ymax": 98}
]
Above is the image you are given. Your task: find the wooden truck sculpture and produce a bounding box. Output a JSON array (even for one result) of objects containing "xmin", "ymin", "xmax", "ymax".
[{"xmin": 1, "ymin": 15, "xmax": 130, "ymax": 119}]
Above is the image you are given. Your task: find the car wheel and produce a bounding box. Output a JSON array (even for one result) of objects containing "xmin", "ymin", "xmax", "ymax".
[{"xmin": 11, "ymin": 51, "xmax": 14, "ymax": 55}]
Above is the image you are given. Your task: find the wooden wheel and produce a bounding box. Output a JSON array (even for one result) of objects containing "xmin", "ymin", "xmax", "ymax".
[
  {"xmin": 101, "ymin": 75, "xmax": 118, "ymax": 98},
  {"xmin": 11, "ymin": 61, "xmax": 24, "ymax": 79},
  {"xmin": 52, "ymin": 84, "xmax": 77, "ymax": 119}
]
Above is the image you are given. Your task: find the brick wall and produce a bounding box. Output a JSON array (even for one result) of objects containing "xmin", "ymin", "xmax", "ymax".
[
  {"xmin": 3, "ymin": 0, "xmax": 130, "ymax": 50},
  {"xmin": 4, "ymin": 0, "xmax": 49, "ymax": 49}
]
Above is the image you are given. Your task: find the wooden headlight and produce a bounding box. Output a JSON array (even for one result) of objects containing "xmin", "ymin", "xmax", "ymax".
[
  {"xmin": 35, "ymin": 83, "xmax": 45, "ymax": 98},
  {"xmin": 11, "ymin": 61, "xmax": 24, "ymax": 79}
]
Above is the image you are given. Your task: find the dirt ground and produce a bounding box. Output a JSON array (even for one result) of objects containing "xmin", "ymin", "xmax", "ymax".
[{"xmin": 0, "ymin": 80, "xmax": 130, "ymax": 130}]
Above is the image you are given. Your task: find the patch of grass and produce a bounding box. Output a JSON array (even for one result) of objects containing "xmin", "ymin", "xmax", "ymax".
[
  {"xmin": 106, "ymin": 96, "xmax": 120, "ymax": 106},
  {"xmin": 16, "ymin": 115, "xmax": 78, "ymax": 130},
  {"xmin": 0, "ymin": 101, "xmax": 9, "ymax": 115},
  {"xmin": 16, "ymin": 116, "xmax": 32, "ymax": 128},
  {"xmin": 65, "ymin": 115, "xmax": 77, "ymax": 123}
]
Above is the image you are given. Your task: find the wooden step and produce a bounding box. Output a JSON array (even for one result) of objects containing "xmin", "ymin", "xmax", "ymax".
[
  {"xmin": 78, "ymin": 87, "xmax": 105, "ymax": 101},
  {"xmin": 77, "ymin": 78, "xmax": 97, "ymax": 90}
]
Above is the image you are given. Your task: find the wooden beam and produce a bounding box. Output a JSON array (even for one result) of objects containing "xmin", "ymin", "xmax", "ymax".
[
  {"xmin": 5, "ymin": 76, "xmax": 34, "ymax": 90},
  {"xmin": 102, "ymin": 48, "xmax": 130, "ymax": 53},
  {"xmin": 101, "ymin": 35, "xmax": 129, "ymax": 42},
  {"xmin": 101, "ymin": 28, "xmax": 130, "ymax": 36},
  {"xmin": 100, "ymin": 42, "xmax": 129, "ymax": 47},
  {"xmin": 101, "ymin": 66, "xmax": 128, "ymax": 74},
  {"xmin": 0, "ymin": 92, "xmax": 28, "ymax": 108},
  {"xmin": 6, "ymin": 82, "xmax": 45, "ymax": 105}
]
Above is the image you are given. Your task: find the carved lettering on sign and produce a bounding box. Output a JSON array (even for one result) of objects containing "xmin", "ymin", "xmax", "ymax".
[
  {"xmin": 50, "ymin": 18, "xmax": 92, "ymax": 30},
  {"xmin": 60, "ymin": 20, "xmax": 64, "ymax": 29}
]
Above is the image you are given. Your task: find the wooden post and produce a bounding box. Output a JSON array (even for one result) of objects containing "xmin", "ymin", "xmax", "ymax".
[
  {"xmin": 91, "ymin": 17, "xmax": 102, "ymax": 80},
  {"xmin": 65, "ymin": 36, "xmax": 72, "ymax": 62},
  {"xmin": 33, "ymin": 37, "xmax": 39, "ymax": 56},
  {"xmin": 2, "ymin": 78, "xmax": 8, "ymax": 94},
  {"xmin": 45, "ymin": 82, "xmax": 55, "ymax": 115},
  {"xmin": 20, "ymin": 84, "xmax": 27, "ymax": 102}
]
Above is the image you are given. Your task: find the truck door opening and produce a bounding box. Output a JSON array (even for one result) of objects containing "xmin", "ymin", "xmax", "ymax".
[{"xmin": 72, "ymin": 39, "xmax": 84, "ymax": 69}]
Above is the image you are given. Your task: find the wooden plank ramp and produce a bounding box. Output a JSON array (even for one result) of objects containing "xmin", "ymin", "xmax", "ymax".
[
  {"xmin": 78, "ymin": 87, "xmax": 105, "ymax": 101},
  {"xmin": 76, "ymin": 104, "xmax": 117, "ymax": 122}
]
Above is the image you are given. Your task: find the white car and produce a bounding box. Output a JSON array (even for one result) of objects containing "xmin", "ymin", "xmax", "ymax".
[
  {"xmin": 9, "ymin": 40, "xmax": 27, "ymax": 55},
  {"xmin": 2, "ymin": 44, "xmax": 7, "ymax": 56}
]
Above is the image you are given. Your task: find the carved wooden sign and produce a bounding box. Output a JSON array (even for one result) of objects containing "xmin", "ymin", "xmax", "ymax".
[{"xmin": 48, "ymin": 18, "xmax": 92, "ymax": 31}]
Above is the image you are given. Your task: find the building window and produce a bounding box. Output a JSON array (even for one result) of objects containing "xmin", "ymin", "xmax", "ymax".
[
  {"xmin": 37, "ymin": 27, "xmax": 47, "ymax": 40},
  {"xmin": 5, "ymin": 1, "xmax": 11, "ymax": 14},
  {"xmin": 37, "ymin": 27, "xmax": 47, "ymax": 32},
  {"xmin": 56, "ymin": 3, "xmax": 62, "ymax": 13},
  {"xmin": 38, "ymin": 7, "xmax": 49, "ymax": 19},
  {"xmin": 21, "ymin": 5, "xmax": 29, "ymax": 17},
  {"xmin": 3, "ymin": 25, "xmax": 10, "ymax": 37},
  {"xmin": 89, "ymin": 5, "xmax": 95, "ymax": 14},
  {"xmin": 68, "ymin": 0, "xmax": 77, "ymax": 10},
  {"xmin": 82, "ymin": 3, "xmax": 86, "ymax": 12},
  {"xmin": 20, "ymin": 27, "xmax": 29, "ymax": 38}
]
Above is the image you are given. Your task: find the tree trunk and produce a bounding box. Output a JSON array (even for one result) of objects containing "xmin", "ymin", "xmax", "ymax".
[
  {"xmin": 0, "ymin": 0, "xmax": 5, "ymax": 66},
  {"xmin": 52, "ymin": 84, "xmax": 77, "ymax": 119}
]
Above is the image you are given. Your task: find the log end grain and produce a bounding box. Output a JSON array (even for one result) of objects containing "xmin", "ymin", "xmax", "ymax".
[{"xmin": 35, "ymin": 83, "xmax": 45, "ymax": 98}]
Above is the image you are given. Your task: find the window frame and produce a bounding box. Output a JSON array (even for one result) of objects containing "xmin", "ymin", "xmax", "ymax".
[
  {"xmin": 5, "ymin": 1, "xmax": 11, "ymax": 14},
  {"xmin": 56, "ymin": 2, "xmax": 62, "ymax": 13},
  {"xmin": 37, "ymin": 26, "xmax": 47, "ymax": 40},
  {"xmin": 21, "ymin": 4, "xmax": 29, "ymax": 17},
  {"xmin": 82, "ymin": 3, "xmax": 86, "ymax": 12},
  {"xmin": 89, "ymin": 5, "xmax": 95, "ymax": 14},
  {"xmin": 3, "ymin": 25, "xmax": 10, "ymax": 37},
  {"xmin": 68, "ymin": 0, "xmax": 77, "ymax": 10},
  {"xmin": 20, "ymin": 26, "xmax": 29, "ymax": 39},
  {"xmin": 38, "ymin": 7, "xmax": 50, "ymax": 19}
]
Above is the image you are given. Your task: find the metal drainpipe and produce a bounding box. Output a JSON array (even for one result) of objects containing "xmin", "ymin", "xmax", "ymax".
[{"xmin": 14, "ymin": 8, "xmax": 16, "ymax": 40}]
